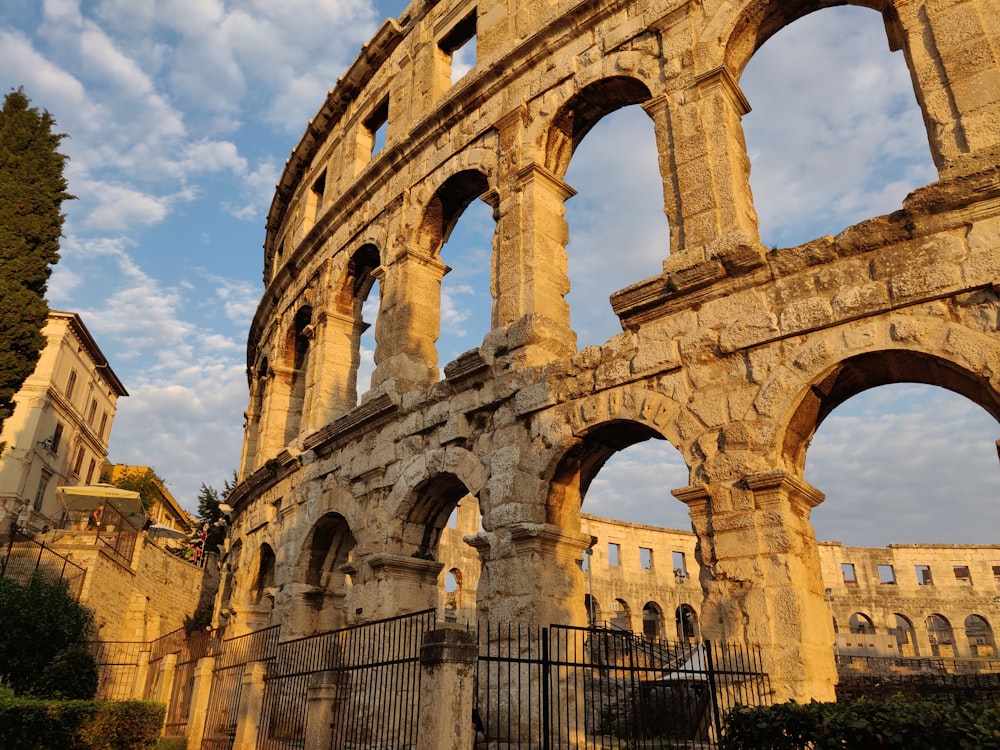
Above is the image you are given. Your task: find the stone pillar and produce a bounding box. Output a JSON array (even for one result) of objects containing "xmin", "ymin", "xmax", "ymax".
[
  {"xmin": 891, "ymin": 0, "xmax": 1000, "ymax": 174},
  {"xmin": 185, "ymin": 655, "xmax": 216, "ymax": 749},
  {"xmin": 654, "ymin": 68, "xmax": 758, "ymax": 254},
  {"xmin": 675, "ymin": 470, "xmax": 837, "ymax": 703},
  {"xmin": 488, "ymin": 157, "xmax": 577, "ymax": 366},
  {"xmin": 360, "ymin": 553, "xmax": 444, "ymax": 620},
  {"xmin": 155, "ymin": 652, "xmax": 179, "ymax": 705},
  {"xmin": 132, "ymin": 649, "xmax": 151, "ymax": 701},
  {"xmin": 258, "ymin": 368, "xmax": 292, "ymax": 460},
  {"xmin": 300, "ymin": 310, "xmax": 364, "ymax": 434},
  {"xmin": 232, "ymin": 661, "xmax": 268, "ymax": 750},
  {"xmin": 416, "ymin": 626, "xmax": 478, "ymax": 750},
  {"xmin": 372, "ymin": 249, "xmax": 448, "ymax": 392},
  {"xmin": 305, "ymin": 670, "xmax": 351, "ymax": 750}
]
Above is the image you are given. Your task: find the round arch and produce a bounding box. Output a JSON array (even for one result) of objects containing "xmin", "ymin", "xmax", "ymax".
[
  {"xmin": 927, "ymin": 613, "xmax": 956, "ymax": 657},
  {"xmin": 965, "ymin": 614, "xmax": 996, "ymax": 657},
  {"xmin": 848, "ymin": 612, "xmax": 875, "ymax": 635},
  {"xmin": 773, "ymin": 335, "xmax": 1000, "ymax": 473},
  {"xmin": 542, "ymin": 76, "xmax": 653, "ymax": 179},
  {"xmin": 642, "ymin": 601, "xmax": 665, "ymax": 640},
  {"xmin": 892, "ymin": 613, "xmax": 918, "ymax": 657},
  {"xmin": 676, "ymin": 603, "xmax": 699, "ymax": 641}
]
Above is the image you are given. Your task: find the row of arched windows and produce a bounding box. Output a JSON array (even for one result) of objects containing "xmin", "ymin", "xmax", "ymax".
[{"xmin": 839, "ymin": 611, "xmax": 996, "ymax": 658}]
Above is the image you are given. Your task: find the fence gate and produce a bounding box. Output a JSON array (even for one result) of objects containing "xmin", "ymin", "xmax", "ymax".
[
  {"xmin": 201, "ymin": 625, "xmax": 280, "ymax": 750},
  {"xmin": 477, "ymin": 624, "xmax": 772, "ymax": 749}
]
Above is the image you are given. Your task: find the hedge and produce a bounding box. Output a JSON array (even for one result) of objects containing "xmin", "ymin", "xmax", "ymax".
[
  {"xmin": 721, "ymin": 695, "xmax": 1000, "ymax": 750},
  {"xmin": 0, "ymin": 697, "xmax": 165, "ymax": 750}
]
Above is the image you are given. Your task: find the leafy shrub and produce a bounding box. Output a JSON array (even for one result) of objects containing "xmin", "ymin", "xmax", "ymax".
[
  {"xmin": 153, "ymin": 737, "xmax": 188, "ymax": 750},
  {"xmin": 0, "ymin": 697, "xmax": 165, "ymax": 749},
  {"xmin": 31, "ymin": 645, "xmax": 99, "ymax": 699},
  {"xmin": 721, "ymin": 695, "xmax": 1000, "ymax": 750},
  {"xmin": 0, "ymin": 572, "xmax": 96, "ymax": 697}
]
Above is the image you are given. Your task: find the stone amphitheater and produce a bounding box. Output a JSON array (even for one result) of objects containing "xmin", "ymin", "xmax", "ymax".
[{"xmin": 218, "ymin": 0, "xmax": 1000, "ymax": 701}]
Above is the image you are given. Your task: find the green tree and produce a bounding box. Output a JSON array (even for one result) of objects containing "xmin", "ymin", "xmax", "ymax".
[
  {"xmin": 101, "ymin": 465, "xmax": 167, "ymax": 512},
  {"xmin": 0, "ymin": 572, "xmax": 97, "ymax": 698},
  {"xmin": 196, "ymin": 471, "xmax": 235, "ymax": 553},
  {"xmin": 0, "ymin": 88, "xmax": 74, "ymax": 444}
]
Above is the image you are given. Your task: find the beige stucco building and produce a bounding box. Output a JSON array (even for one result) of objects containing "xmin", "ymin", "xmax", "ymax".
[{"xmin": 0, "ymin": 311, "xmax": 127, "ymax": 534}]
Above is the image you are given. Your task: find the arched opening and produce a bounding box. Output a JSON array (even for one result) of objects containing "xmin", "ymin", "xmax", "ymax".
[
  {"xmin": 965, "ymin": 615, "xmax": 996, "ymax": 658},
  {"xmin": 642, "ymin": 601, "xmax": 664, "ymax": 640},
  {"xmin": 291, "ymin": 513, "xmax": 356, "ymax": 635},
  {"xmin": 251, "ymin": 543, "xmax": 276, "ymax": 606},
  {"xmin": 788, "ymin": 351, "xmax": 1000, "ymax": 546},
  {"xmin": 563, "ymin": 103, "xmax": 668, "ymax": 349},
  {"xmin": 611, "ymin": 598, "xmax": 631, "ymax": 632},
  {"xmin": 443, "ymin": 568, "xmax": 462, "ymax": 618},
  {"xmin": 848, "ymin": 612, "xmax": 875, "ymax": 635},
  {"xmin": 402, "ymin": 473, "xmax": 475, "ymax": 557},
  {"xmin": 739, "ymin": 5, "xmax": 936, "ymax": 249},
  {"xmin": 407, "ymin": 169, "xmax": 495, "ymax": 382},
  {"xmin": 927, "ymin": 613, "xmax": 956, "ymax": 657},
  {"xmin": 437, "ymin": 495, "xmax": 482, "ymax": 622},
  {"xmin": 675, "ymin": 603, "xmax": 698, "ymax": 641},
  {"xmin": 892, "ymin": 613, "xmax": 918, "ymax": 657},
  {"xmin": 339, "ymin": 244, "xmax": 380, "ymax": 406},
  {"xmin": 584, "ymin": 595, "xmax": 602, "ymax": 627},
  {"xmin": 283, "ymin": 305, "xmax": 312, "ymax": 444}
]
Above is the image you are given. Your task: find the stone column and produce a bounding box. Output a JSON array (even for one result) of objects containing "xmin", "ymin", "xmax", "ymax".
[
  {"xmin": 185, "ymin": 655, "xmax": 216, "ymax": 749},
  {"xmin": 359, "ymin": 553, "xmax": 444, "ymax": 620},
  {"xmin": 306, "ymin": 670, "xmax": 351, "ymax": 750},
  {"xmin": 132, "ymin": 649, "xmax": 151, "ymax": 701},
  {"xmin": 654, "ymin": 68, "xmax": 758, "ymax": 254},
  {"xmin": 258, "ymin": 368, "xmax": 292, "ymax": 460},
  {"xmin": 891, "ymin": 0, "xmax": 1000, "ymax": 174},
  {"xmin": 232, "ymin": 661, "xmax": 268, "ymax": 750},
  {"xmin": 674, "ymin": 470, "xmax": 837, "ymax": 703},
  {"xmin": 489, "ymin": 157, "xmax": 577, "ymax": 366},
  {"xmin": 300, "ymin": 309, "xmax": 364, "ymax": 434},
  {"xmin": 155, "ymin": 652, "xmax": 179, "ymax": 705},
  {"xmin": 416, "ymin": 626, "xmax": 478, "ymax": 750},
  {"xmin": 372, "ymin": 249, "xmax": 448, "ymax": 392}
]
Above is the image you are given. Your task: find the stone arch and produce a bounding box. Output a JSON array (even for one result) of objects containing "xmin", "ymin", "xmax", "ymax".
[
  {"xmin": 611, "ymin": 598, "xmax": 631, "ymax": 631},
  {"xmin": 676, "ymin": 603, "xmax": 699, "ymax": 640},
  {"xmin": 927, "ymin": 612, "xmax": 956, "ymax": 657},
  {"xmin": 642, "ymin": 601, "xmax": 665, "ymax": 640},
  {"xmin": 544, "ymin": 387, "xmax": 684, "ymax": 528},
  {"xmin": 770, "ymin": 323, "xmax": 1000, "ymax": 474},
  {"xmin": 542, "ymin": 76, "xmax": 654, "ymax": 179},
  {"xmin": 412, "ymin": 168, "xmax": 494, "ymax": 260},
  {"xmin": 288, "ymin": 512, "xmax": 357, "ymax": 635},
  {"xmin": 250, "ymin": 542, "xmax": 276, "ymax": 609},
  {"xmin": 965, "ymin": 614, "xmax": 996, "ymax": 657},
  {"xmin": 892, "ymin": 613, "xmax": 919, "ymax": 657},
  {"xmin": 584, "ymin": 594, "xmax": 603, "ymax": 626},
  {"xmin": 848, "ymin": 612, "xmax": 875, "ymax": 634},
  {"xmin": 283, "ymin": 305, "xmax": 313, "ymax": 445}
]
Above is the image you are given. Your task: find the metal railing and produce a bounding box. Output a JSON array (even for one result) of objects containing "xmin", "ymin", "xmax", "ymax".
[
  {"xmin": 92, "ymin": 640, "xmax": 148, "ymax": 701},
  {"xmin": 1, "ymin": 529, "xmax": 86, "ymax": 598},
  {"xmin": 476, "ymin": 623, "xmax": 772, "ymax": 748},
  {"xmin": 256, "ymin": 609, "xmax": 435, "ymax": 750},
  {"xmin": 201, "ymin": 625, "xmax": 280, "ymax": 750},
  {"xmin": 164, "ymin": 627, "xmax": 227, "ymax": 738},
  {"xmin": 837, "ymin": 668, "xmax": 1000, "ymax": 704}
]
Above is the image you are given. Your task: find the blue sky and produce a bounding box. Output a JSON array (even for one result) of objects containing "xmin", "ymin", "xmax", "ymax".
[{"xmin": 1, "ymin": 1, "xmax": 997, "ymax": 546}]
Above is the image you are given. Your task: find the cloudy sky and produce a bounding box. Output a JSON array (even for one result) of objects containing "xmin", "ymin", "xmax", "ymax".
[{"xmin": 1, "ymin": 1, "xmax": 997, "ymax": 547}]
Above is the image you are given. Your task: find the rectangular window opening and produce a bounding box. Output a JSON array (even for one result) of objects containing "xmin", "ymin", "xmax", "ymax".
[
  {"xmin": 608, "ymin": 542, "xmax": 620, "ymax": 567},
  {"xmin": 310, "ymin": 169, "xmax": 327, "ymax": 224},
  {"xmin": 72, "ymin": 447, "xmax": 85, "ymax": 475},
  {"xmin": 992, "ymin": 565, "xmax": 1000, "ymax": 583},
  {"xmin": 87, "ymin": 399, "xmax": 98, "ymax": 424},
  {"xmin": 640, "ymin": 547, "xmax": 653, "ymax": 570},
  {"xmin": 364, "ymin": 96, "xmax": 389, "ymax": 157},
  {"xmin": 954, "ymin": 565, "xmax": 972, "ymax": 584},
  {"xmin": 877, "ymin": 564, "xmax": 896, "ymax": 584},
  {"xmin": 86, "ymin": 458, "xmax": 97, "ymax": 485},
  {"xmin": 916, "ymin": 564, "xmax": 933, "ymax": 586},
  {"xmin": 672, "ymin": 551, "xmax": 687, "ymax": 578},
  {"xmin": 841, "ymin": 563, "xmax": 857, "ymax": 585},
  {"xmin": 99, "ymin": 412, "xmax": 108, "ymax": 440},
  {"xmin": 50, "ymin": 423, "xmax": 63, "ymax": 454},
  {"xmin": 33, "ymin": 470, "xmax": 52, "ymax": 511},
  {"xmin": 439, "ymin": 9, "xmax": 477, "ymax": 85},
  {"xmin": 65, "ymin": 370, "xmax": 77, "ymax": 399}
]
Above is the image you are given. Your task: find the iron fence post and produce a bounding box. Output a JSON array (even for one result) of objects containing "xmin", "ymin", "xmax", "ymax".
[
  {"xmin": 542, "ymin": 626, "xmax": 550, "ymax": 750},
  {"xmin": 704, "ymin": 640, "xmax": 725, "ymax": 741}
]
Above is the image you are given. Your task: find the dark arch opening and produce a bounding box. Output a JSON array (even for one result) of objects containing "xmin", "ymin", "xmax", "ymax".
[{"xmin": 403, "ymin": 472, "xmax": 474, "ymax": 556}]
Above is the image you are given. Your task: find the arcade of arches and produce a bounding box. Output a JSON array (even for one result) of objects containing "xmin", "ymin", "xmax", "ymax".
[{"xmin": 220, "ymin": 0, "xmax": 1000, "ymax": 702}]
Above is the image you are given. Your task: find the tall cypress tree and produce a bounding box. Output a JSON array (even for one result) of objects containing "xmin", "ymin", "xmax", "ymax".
[{"xmin": 0, "ymin": 89, "xmax": 74, "ymax": 441}]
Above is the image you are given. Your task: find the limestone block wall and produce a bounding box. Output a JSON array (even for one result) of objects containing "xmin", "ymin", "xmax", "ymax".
[
  {"xmin": 222, "ymin": 0, "xmax": 1000, "ymax": 703},
  {"xmin": 55, "ymin": 534, "xmax": 217, "ymax": 641}
]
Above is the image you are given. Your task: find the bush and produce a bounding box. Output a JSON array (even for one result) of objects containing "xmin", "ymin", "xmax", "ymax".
[
  {"xmin": 0, "ymin": 697, "xmax": 165, "ymax": 750},
  {"xmin": 721, "ymin": 695, "xmax": 1000, "ymax": 750},
  {"xmin": 0, "ymin": 572, "xmax": 96, "ymax": 697},
  {"xmin": 31, "ymin": 645, "xmax": 99, "ymax": 700}
]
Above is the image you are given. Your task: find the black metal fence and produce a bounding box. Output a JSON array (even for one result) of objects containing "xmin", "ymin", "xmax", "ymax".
[
  {"xmin": 92, "ymin": 640, "xmax": 147, "ymax": 700},
  {"xmin": 164, "ymin": 628, "xmax": 227, "ymax": 738},
  {"xmin": 837, "ymin": 668, "xmax": 1000, "ymax": 704},
  {"xmin": 477, "ymin": 624, "xmax": 772, "ymax": 748},
  {"xmin": 201, "ymin": 625, "xmax": 280, "ymax": 750},
  {"xmin": 1, "ymin": 530, "xmax": 86, "ymax": 598},
  {"xmin": 256, "ymin": 609, "xmax": 435, "ymax": 750}
]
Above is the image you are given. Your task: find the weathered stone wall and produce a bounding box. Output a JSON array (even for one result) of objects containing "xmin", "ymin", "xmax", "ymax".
[
  {"xmin": 54, "ymin": 534, "xmax": 217, "ymax": 641},
  {"xmin": 223, "ymin": 0, "xmax": 1000, "ymax": 702}
]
